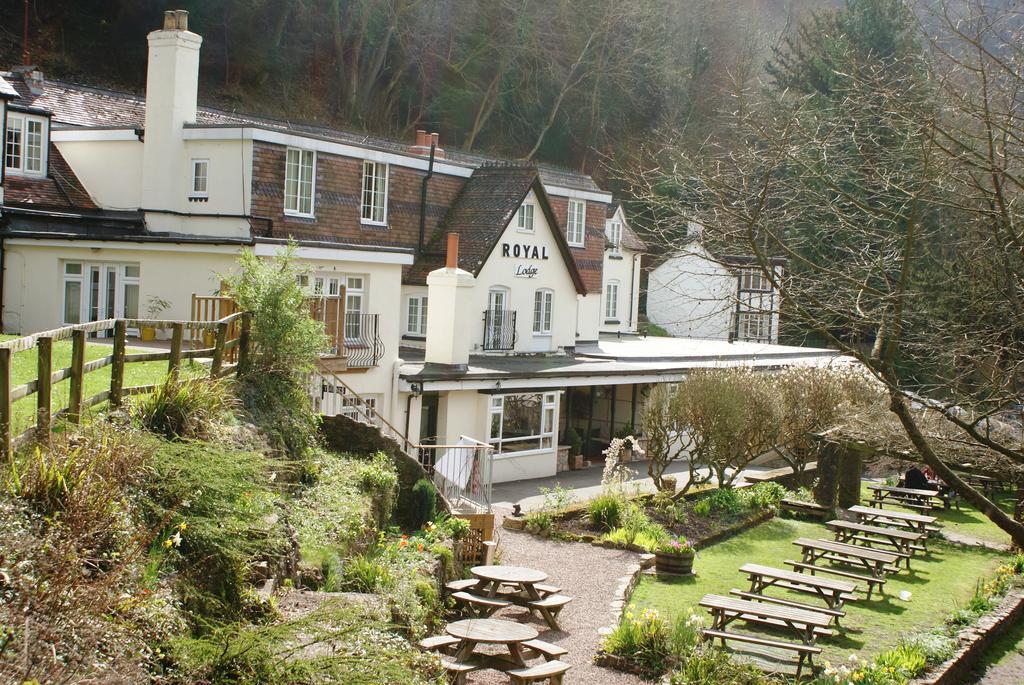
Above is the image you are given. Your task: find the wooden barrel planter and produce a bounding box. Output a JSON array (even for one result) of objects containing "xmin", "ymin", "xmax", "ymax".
[{"xmin": 654, "ymin": 551, "xmax": 694, "ymax": 575}]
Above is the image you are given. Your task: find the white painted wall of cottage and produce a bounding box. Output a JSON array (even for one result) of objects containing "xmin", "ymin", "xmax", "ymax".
[{"xmin": 646, "ymin": 246, "xmax": 737, "ymax": 340}]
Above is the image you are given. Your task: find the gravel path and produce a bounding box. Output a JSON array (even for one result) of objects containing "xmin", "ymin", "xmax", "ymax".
[
  {"xmin": 969, "ymin": 653, "xmax": 1024, "ymax": 685},
  {"xmin": 463, "ymin": 507, "xmax": 647, "ymax": 685}
]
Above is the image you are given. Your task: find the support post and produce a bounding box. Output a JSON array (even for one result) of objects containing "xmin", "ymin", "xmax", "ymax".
[
  {"xmin": 68, "ymin": 330, "xmax": 86, "ymax": 424},
  {"xmin": 36, "ymin": 336, "xmax": 52, "ymax": 439},
  {"xmin": 237, "ymin": 312, "xmax": 252, "ymax": 376},
  {"xmin": 168, "ymin": 323, "xmax": 184, "ymax": 377},
  {"xmin": 610, "ymin": 384, "xmax": 617, "ymax": 435},
  {"xmin": 110, "ymin": 320, "xmax": 127, "ymax": 408},
  {"xmin": 630, "ymin": 384, "xmax": 639, "ymax": 430},
  {"xmin": 211, "ymin": 321, "xmax": 228, "ymax": 377},
  {"xmin": 0, "ymin": 348, "xmax": 11, "ymax": 460},
  {"xmin": 586, "ymin": 387, "xmax": 595, "ymax": 458}
]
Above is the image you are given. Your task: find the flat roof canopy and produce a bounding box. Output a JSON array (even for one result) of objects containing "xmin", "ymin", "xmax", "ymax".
[{"xmin": 398, "ymin": 336, "xmax": 847, "ymax": 392}]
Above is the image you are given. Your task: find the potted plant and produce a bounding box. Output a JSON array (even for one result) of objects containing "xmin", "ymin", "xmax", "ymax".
[
  {"xmin": 565, "ymin": 426, "xmax": 584, "ymax": 469},
  {"xmin": 140, "ymin": 296, "xmax": 170, "ymax": 342},
  {"xmin": 614, "ymin": 424, "xmax": 637, "ymax": 461},
  {"xmin": 654, "ymin": 536, "xmax": 694, "ymax": 575}
]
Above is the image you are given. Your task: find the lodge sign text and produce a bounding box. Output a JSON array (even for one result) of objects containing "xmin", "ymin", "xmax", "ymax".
[{"xmin": 501, "ymin": 243, "xmax": 549, "ymax": 260}]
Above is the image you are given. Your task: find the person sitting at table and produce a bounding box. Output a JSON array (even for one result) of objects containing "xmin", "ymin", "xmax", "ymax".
[
  {"xmin": 904, "ymin": 465, "xmax": 930, "ymax": 490},
  {"xmin": 922, "ymin": 465, "xmax": 936, "ymax": 481}
]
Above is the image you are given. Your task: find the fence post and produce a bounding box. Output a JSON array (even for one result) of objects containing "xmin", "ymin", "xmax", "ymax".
[
  {"xmin": 0, "ymin": 348, "xmax": 11, "ymax": 460},
  {"xmin": 169, "ymin": 323, "xmax": 184, "ymax": 377},
  {"xmin": 237, "ymin": 312, "xmax": 252, "ymax": 376},
  {"xmin": 211, "ymin": 321, "xmax": 228, "ymax": 378},
  {"xmin": 36, "ymin": 336, "xmax": 53, "ymax": 440},
  {"xmin": 68, "ymin": 330, "xmax": 86, "ymax": 424},
  {"xmin": 110, "ymin": 320, "xmax": 127, "ymax": 408}
]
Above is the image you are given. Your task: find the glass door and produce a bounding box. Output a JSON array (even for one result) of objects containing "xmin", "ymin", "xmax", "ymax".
[{"xmin": 485, "ymin": 288, "xmax": 508, "ymax": 349}]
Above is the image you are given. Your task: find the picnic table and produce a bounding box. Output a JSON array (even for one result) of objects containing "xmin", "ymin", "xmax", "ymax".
[
  {"xmin": 848, "ymin": 505, "xmax": 939, "ymax": 542},
  {"xmin": 442, "ymin": 618, "xmax": 538, "ymax": 684},
  {"xmin": 866, "ymin": 484, "xmax": 942, "ymax": 510},
  {"xmin": 468, "ymin": 565, "xmax": 572, "ymax": 630},
  {"xmin": 739, "ymin": 563, "xmax": 857, "ymax": 611},
  {"xmin": 791, "ymin": 537, "xmax": 900, "ymax": 598},
  {"xmin": 699, "ymin": 593, "xmax": 832, "ymax": 677},
  {"xmin": 826, "ymin": 520, "xmax": 925, "ymax": 568}
]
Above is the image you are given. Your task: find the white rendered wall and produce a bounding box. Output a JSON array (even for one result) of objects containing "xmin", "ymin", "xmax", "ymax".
[
  {"xmin": 576, "ymin": 294, "xmax": 601, "ymax": 342},
  {"xmin": 55, "ymin": 139, "xmax": 144, "ymax": 210},
  {"xmin": 471, "ymin": 190, "xmax": 580, "ymax": 353},
  {"xmin": 646, "ymin": 248, "xmax": 736, "ymax": 340},
  {"xmin": 600, "ymin": 248, "xmax": 642, "ymax": 334}
]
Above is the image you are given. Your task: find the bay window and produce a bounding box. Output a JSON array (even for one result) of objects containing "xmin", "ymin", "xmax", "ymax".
[{"xmin": 488, "ymin": 392, "xmax": 558, "ymax": 455}]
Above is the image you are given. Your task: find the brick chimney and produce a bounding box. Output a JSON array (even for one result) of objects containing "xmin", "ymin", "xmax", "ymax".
[
  {"xmin": 425, "ymin": 232, "xmax": 474, "ymax": 369},
  {"xmin": 141, "ymin": 10, "xmax": 202, "ymax": 215},
  {"xmin": 410, "ymin": 129, "xmax": 444, "ymax": 159}
]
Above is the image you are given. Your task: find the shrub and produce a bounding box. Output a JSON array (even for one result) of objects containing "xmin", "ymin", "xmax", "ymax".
[
  {"xmin": 292, "ymin": 451, "xmax": 378, "ymax": 561},
  {"xmin": 588, "ymin": 491, "xmax": 625, "ymax": 531},
  {"xmin": 565, "ymin": 426, "xmax": 583, "ymax": 455},
  {"xmin": 525, "ymin": 510, "xmax": 553, "ymax": 534},
  {"xmin": 898, "ymin": 631, "xmax": 957, "ymax": 664},
  {"xmin": 652, "ymin": 489, "xmax": 685, "ymax": 525},
  {"xmin": 874, "ymin": 644, "xmax": 928, "ymax": 678},
  {"xmin": 705, "ymin": 487, "xmax": 744, "ymax": 515},
  {"xmin": 408, "ymin": 478, "xmax": 438, "ymax": 529},
  {"xmin": 621, "ymin": 501, "xmax": 668, "ymax": 545},
  {"xmin": 603, "ymin": 608, "xmax": 671, "ymax": 673},
  {"xmin": 356, "ymin": 452, "xmax": 398, "ymax": 527},
  {"xmin": 669, "ymin": 642, "xmax": 780, "ymax": 684},
  {"xmin": 224, "ymin": 245, "xmax": 329, "ymax": 460},
  {"xmin": 692, "ymin": 498, "xmax": 712, "ymax": 517},
  {"xmin": 131, "ymin": 375, "xmax": 235, "ymax": 440},
  {"xmin": 739, "ymin": 482, "xmax": 786, "ymax": 511},
  {"xmin": 340, "ymin": 554, "xmax": 393, "ymax": 592},
  {"xmin": 603, "ymin": 526, "xmax": 667, "ymax": 552}
]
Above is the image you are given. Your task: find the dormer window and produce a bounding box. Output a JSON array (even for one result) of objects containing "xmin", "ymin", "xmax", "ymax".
[
  {"xmin": 516, "ymin": 203, "xmax": 535, "ymax": 232},
  {"xmin": 567, "ymin": 199, "xmax": 585, "ymax": 246},
  {"xmin": 361, "ymin": 161, "xmax": 388, "ymax": 225},
  {"xmin": 607, "ymin": 221, "xmax": 622, "ymax": 253},
  {"xmin": 5, "ymin": 113, "xmax": 47, "ymax": 177}
]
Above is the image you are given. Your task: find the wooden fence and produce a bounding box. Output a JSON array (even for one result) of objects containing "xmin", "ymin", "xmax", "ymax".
[{"xmin": 0, "ymin": 311, "xmax": 251, "ymax": 460}]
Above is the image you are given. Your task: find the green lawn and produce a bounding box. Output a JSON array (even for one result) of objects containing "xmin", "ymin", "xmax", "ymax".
[
  {"xmin": 628, "ymin": 516, "xmax": 1010, "ymax": 664},
  {"xmin": 860, "ymin": 481, "xmax": 1015, "ymax": 547},
  {"xmin": 2, "ymin": 335, "xmax": 204, "ymax": 435}
]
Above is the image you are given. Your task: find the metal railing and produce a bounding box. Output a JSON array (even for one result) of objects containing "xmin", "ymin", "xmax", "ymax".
[
  {"xmin": 482, "ymin": 309, "xmax": 517, "ymax": 351},
  {"xmin": 344, "ymin": 313, "xmax": 385, "ymax": 368},
  {"xmin": 312, "ymin": 361, "xmax": 492, "ymax": 512}
]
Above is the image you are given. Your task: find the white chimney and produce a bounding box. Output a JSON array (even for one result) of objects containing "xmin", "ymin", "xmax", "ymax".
[
  {"xmin": 142, "ymin": 10, "xmax": 201, "ymax": 212},
  {"xmin": 425, "ymin": 233, "xmax": 475, "ymax": 368}
]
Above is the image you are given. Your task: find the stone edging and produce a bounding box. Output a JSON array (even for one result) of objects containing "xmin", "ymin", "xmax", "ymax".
[
  {"xmin": 910, "ymin": 590, "xmax": 1024, "ymax": 685},
  {"xmin": 593, "ymin": 554, "xmax": 655, "ymax": 676}
]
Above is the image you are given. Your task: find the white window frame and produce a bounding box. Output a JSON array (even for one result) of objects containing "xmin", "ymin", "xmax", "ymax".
[
  {"xmin": 533, "ymin": 288, "xmax": 553, "ymax": 335},
  {"xmin": 190, "ymin": 158, "xmax": 209, "ymax": 198},
  {"xmin": 516, "ymin": 203, "xmax": 535, "ymax": 233},
  {"xmin": 604, "ymin": 280, "xmax": 620, "ymax": 321},
  {"xmin": 738, "ymin": 311, "xmax": 770, "ymax": 341},
  {"xmin": 344, "ymin": 276, "xmax": 365, "ymax": 340},
  {"xmin": 566, "ymin": 199, "xmax": 586, "ymax": 247},
  {"xmin": 487, "ymin": 392, "xmax": 558, "ymax": 455},
  {"xmin": 607, "ymin": 221, "xmax": 622, "ymax": 254},
  {"xmin": 361, "ymin": 160, "xmax": 389, "ymax": 226},
  {"xmin": 284, "ymin": 147, "xmax": 316, "ymax": 217},
  {"xmin": 407, "ymin": 294, "xmax": 428, "ymax": 336},
  {"xmin": 5, "ymin": 112, "xmax": 47, "ymax": 177},
  {"xmin": 740, "ymin": 268, "xmax": 771, "ymax": 292},
  {"xmin": 61, "ymin": 261, "xmax": 140, "ymax": 329}
]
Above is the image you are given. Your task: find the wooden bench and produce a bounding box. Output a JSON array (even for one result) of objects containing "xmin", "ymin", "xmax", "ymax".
[
  {"xmin": 522, "ymin": 638, "xmax": 568, "ymax": 661},
  {"xmin": 792, "ymin": 537, "xmax": 901, "ymax": 591},
  {"xmin": 528, "ymin": 594, "xmax": 573, "ymax": 631},
  {"xmin": 507, "ymin": 659, "xmax": 571, "ymax": 684},
  {"xmin": 867, "ymin": 484, "xmax": 944, "ymax": 510},
  {"xmin": 441, "ymin": 659, "xmax": 476, "ymax": 685},
  {"xmin": 702, "ymin": 628, "xmax": 821, "ymax": 678},
  {"xmin": 445, "ymin": 578, "xmax": 480, "ymax": 592},
  {"xmin": 848, "ymin": 505, "xmax": 940, "ymax": 546},
  {"xmin": 785, "ymin": 560, "xmax": 886, "ymax": 598},
  {"xmin": 739, "ymin": 563, "xmax": 858, "ymax": 610},
  {"xmin": 729, "ymin": 590, "xmax": 845, "ymax": 624},
  {"xmin": 780, "ymin": 498, "xmax": 830, "ymax": 519},
  {"xmin": 418, "ymin": 634, "xmax": 459, "ymax": 654},
  {"xmin": 451, "ymin": 591, "xmax": 511, "ymax": 617}
]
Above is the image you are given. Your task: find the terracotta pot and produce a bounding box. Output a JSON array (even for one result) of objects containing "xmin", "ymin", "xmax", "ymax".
[
  {"xmin": 140, "ymin": 327, "xmax": 157, "ymax": 342},
  {"xmin": 654, "ymin": 551, "xmax": 694, "ymax": 575}
]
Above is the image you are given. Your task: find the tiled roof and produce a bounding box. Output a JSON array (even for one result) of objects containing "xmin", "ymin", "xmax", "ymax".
[
  {"xmin": 1, "ymin": 73, "xmax": 605, "ymax": 193},
  {"xmin": 620, "ymin": 222, "xmax": 647, "ymax": 252},
  {"xmin": 404, "ymin": 163, "xmax": 586, "ymax": 293},
  {"xmin": 3, "ymin": 144, "xmax": 97, "ymax": 211},
  {"xmin": 0, "ymin": 75, "xmax": 17, "ymax": 98}
]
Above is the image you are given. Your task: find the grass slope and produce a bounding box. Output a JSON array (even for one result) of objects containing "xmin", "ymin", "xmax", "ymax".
[
  {"xmin": 1, "ymin": 335, "xmax": 198, "ymax": 434},
  {"xmin": 628, "ymin": 516, "xmax": 1009, "ymax": 664}
]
